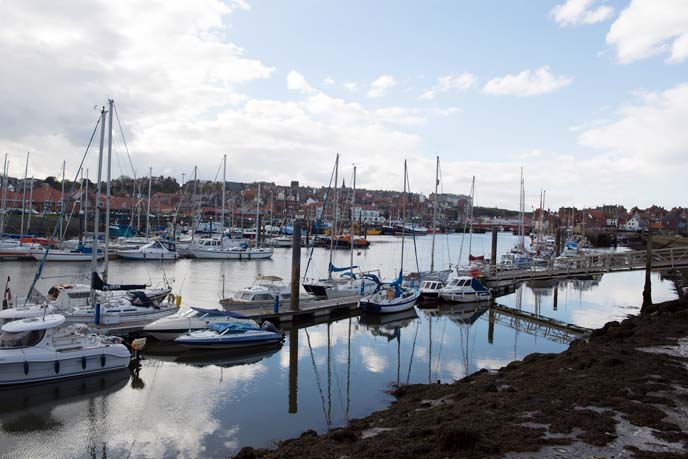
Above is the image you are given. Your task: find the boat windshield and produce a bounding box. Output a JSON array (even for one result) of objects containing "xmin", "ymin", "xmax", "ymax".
[
  {"xmin": 0, "ymin": 330, "xmax": 45, "ymax": 348},
  {"xmin": 180, "ymin": 309, "xmax": 201, "ymax": 318}
]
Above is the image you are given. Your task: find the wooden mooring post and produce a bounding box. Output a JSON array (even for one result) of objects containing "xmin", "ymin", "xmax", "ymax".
[
  {"xmin": 490, "ymin": 227, "xmax": 498, "ymax": 274},
  {"xmin": 290, "ymin": 219, "xmax": 302, "ymax": 311},
  {"xmin": 642, "ymin": 231, "xmax": 653, "ymax": 311}
]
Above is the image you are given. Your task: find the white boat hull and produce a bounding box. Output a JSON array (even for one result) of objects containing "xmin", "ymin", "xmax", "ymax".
[
  {"xmin": 0, "ymin": 348, "xmax": 130, "ymax": 386},
  {"xmin": 32, "ymin": 252, "xmax": 104, "ymax": 262},
  {"xmin": 439, "ymin": 291, "xmax": 492, "ymax": 303},
  {"xmin": 190, "ymin": 248, "xmax": 274, "ymax": 259},
  {"xmin": 117, "ymin": 251, "xmax": 178, "ymax": 260},
  {"xmin": 358, "ymin": 290, "xmax": 420, "ymax": 314}
]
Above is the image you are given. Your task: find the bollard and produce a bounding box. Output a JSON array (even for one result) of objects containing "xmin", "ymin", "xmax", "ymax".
[
  {"xmin": 274, "ymin": 295, "xmax": 279, "ymax": 314},
  {"xmin": 95, "ymin": 303, "xmax": 101, "ymax": 325}
]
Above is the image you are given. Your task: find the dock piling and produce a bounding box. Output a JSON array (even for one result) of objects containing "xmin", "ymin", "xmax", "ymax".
[
  {"xmin": 490, "ymin": 227, "xmax": 498, "ymax": 274},
  {"xmin": 291, "ymin": 219, "xmax": 302, "ymax": 311}
]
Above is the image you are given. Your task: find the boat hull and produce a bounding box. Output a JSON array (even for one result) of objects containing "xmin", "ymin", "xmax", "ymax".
[
  {"xmin": 439, "ymin": 291, "xmax": 492, "ymax": 303},
  {"xmin": 190, "ymin": 248, "xmax": 274, "ymax": 259},
  {"xmin": 0, "ymin": 349, "xmax": 130, "ymax": 387},
  {"xmin": 358, "ymin": 292, "xmax": 419, "ymax": 314},
  {"xmin": 117, "ymin": 251, "xmax": 178, "ymax": 260},
  {"xmin": 175, "ymin": 335, "xmax": 283, "ymax": 349}
]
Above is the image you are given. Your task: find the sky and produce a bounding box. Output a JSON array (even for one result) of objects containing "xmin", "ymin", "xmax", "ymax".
[{"xmin": 0, "ymin": 0, "xmax": 687, "ymax": 211}]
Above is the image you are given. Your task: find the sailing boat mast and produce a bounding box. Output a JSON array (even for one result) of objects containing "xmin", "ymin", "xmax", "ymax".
[
  {"xmin": 60, "ymin": 161, "xmax": 66, "ymax": 240},
  {"xmin": 430, "ymin": 156, "xmax": 439, "ymax": 273},
  {"xmin": 104, "ymin": 99, "xmax": 113, "ymax": 281},
  {"xmin": 328, "ymin": 153, "xmax": 339, "ymax": 280},
  {"xmin": 255, "ymin": 182, "xmax": 261, "ymax": 248},
  {"xmin": 221, "ymin": 155, "xmax": 226, "ymax": 240},
  {"xmin": 468, "ymin": 176, "xmax": 475, "ymax": 257},
  {"xmin": 27, "ymin": 176, "xmax": 34, "ymax": 233},
  {"xmin": 0, "ymin": 154, "xmax": 7, "ymax": 234},
  {"xmin": 400, "ymin": 160, "xmax": 407, "ymax": 274},
  {"xmin": 89, "ymin": 106, "xmax": 106, "ymax": 307},
  {"xmin": 145, "ymin": 166, "xmax": 152, "ymax": 238},
  {"xmin": 350, "ymin": 164, "xmax": 356, "ymax": 279},
  {"xmin": 519, "ymin": 167, "xmax": 525, "ymax": 251},
  {"xmin": 19, "ymin": 152, "xmax": 29, "ymax": 239}
]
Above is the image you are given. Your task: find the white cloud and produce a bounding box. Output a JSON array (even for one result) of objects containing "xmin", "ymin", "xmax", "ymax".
[
  {"xmin": 322, "ymin": 76, "xmax": 335, "ymax": 86},
  {"xmin": 578, "ymin": 83, "xmax": 688, "ymax": 164},
  {"xmin": 551, "ymin": 0, "xmax": 614, "ymax": 26},
  {"xmin": 343, "ymin": 82, "xmax": 359, "ymax": 93},
  {"xmin": 419, "ymin": 73, "xmax": 476, "ymax": 100},
  {"xmin": 367, "ymin": 74, "xmax": 397, "ymax": 98},
  {"xmin": 286, "ymin": 70, "xmax": 316, "ymax": 94},
  {"xmin": 483, "ymin": 66, "xmax": 572, "ymax": 96},
  {"xmin": 606, "ymin": 0, "xmax": 688, "ymax": 63}
]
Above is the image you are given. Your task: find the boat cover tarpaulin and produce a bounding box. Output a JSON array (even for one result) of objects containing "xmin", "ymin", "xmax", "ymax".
[
  {"xmin": 329, "ymin": 263, "xmax": 359, "ymax": 273},
  {"xmin": 191, "ymin": 307, "xmax": 250, "ymax": 319},
  {"xmin": 470, "ymin": 278, "xmax": 489, "ymax": 292}
]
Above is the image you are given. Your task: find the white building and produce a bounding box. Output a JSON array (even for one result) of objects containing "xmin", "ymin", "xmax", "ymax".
[
  {"xmin": 624, "ymin": 213, "xmax": 641, "ymax": 231},
  {"xmin": 351, "ymin": 206, "xmax": 384, "ymax": 223}
]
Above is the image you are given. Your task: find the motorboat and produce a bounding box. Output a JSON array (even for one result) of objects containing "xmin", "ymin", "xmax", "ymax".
[
  {"xmin": 0, "ymin": 239, "xmax": 41, "ymax": 260},
  {"xmin": 0, "ymin": 314, "xmax": 131, "ymax": 386},
  {"xmin": 268, "ymin": 236, "xmax": 293, "ymax": 248},
  {"xmin": 143, "ymin": 307, "xmax": 258, "ymax": 341},
  {"xmin": 117, "ymin": 239, "xmax": 178, "ymax": 260},
  {"xmin": 174, "ymin": 321, "xmax": 283, "ymax": 349},
  {"xmin": 439, "ymin": 276, "xmax": 492, "ymax": 303},
  {"xmin": 419, "ymin": 279, "xmax": 445, "ymax": 299},
  {"xmin": 66, "ymin": 295, "xmax": 178, "ymax": 326},
  {"xmin": 220, "ymin": 275, "xmax": 314, "ymax": 310}
]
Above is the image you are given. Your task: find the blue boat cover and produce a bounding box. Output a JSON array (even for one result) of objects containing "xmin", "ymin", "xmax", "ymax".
[
  {"xmin": 329, "ymin": 263, "xmax": 359, "ymax": 273},
  {"xmin": 565, "ymin": 241, "xmax": 578, "ymax": 249},
  {"xmin": 470, "ymin": 278, "xmax": 489, "ymax": 292},
  {"xmin": 208, "ymin": 322, "xmax": 258, "ymax": 333},
  {"xmin": 361, "ymin": 273, "xmax": 381, "ymax": 284},
  {"xmin": 191, "ymin": 307, "xmax": 250, "ymax": 319}
]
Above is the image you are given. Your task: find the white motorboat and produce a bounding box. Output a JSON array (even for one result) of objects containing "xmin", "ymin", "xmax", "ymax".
[
  {"xmin": 0, "ymin": 314, "xmax": 131, "ymax": 386},
  {"xmin": 419, "ymin": 279, "xmax": 445, "ymax": 299},
  {"xmin": 561, "ymin": 241, "xmax": 580, "ymax": 257},
  {"xmin": 0, "ymin": 240, "xmax": 42, "ymax": 260},
  {"xmin": 117, "ymin": 240, "xmax": 178, "ymax": 260},
  {"xmin": 439, "ymin": 276, "xmax": 492, "ymax": 303},
  {"xmin": 268, "ymin": 236, "xmax": 293, "ymax": 248},
  {"xmin": 174, "ymin": 320, "xmax": 283, "ymax": 349},
  {"xmin": 220, "ymin": 275, "xmax": 314, "ymax": 309},
  {"xmin": 143, "ymin": 307, "xmax": 258, "ymax": 341}
]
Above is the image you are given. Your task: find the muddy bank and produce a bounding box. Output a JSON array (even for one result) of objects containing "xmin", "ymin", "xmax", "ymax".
[{"xmin": 234, "ymin": 298, "xmax": 688, "ymax": 459}]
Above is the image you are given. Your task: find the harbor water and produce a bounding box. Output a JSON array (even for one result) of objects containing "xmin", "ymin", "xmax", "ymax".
[{"xmin": 0, "ymin": 233, "xmax": 678, "ymax": 458}]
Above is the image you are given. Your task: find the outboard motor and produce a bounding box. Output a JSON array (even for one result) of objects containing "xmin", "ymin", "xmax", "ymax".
[{"xmin": 260, "ymin": 321, "xmax": 279, "ymax": 333}]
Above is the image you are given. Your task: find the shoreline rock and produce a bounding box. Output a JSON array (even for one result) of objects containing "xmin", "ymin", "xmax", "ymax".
[{"xmin": 233, "ymin": 298, "xmax": 688, "ymax": 459}]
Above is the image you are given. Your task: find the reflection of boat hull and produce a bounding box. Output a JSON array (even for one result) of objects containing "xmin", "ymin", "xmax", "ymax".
[
  {"xmin": 175, "ymin": 345, "xmax": 281, "ymax": 367},
  {"xmin": 0, "ymin": 368, "xmax": 130, "ymax": 414},
  {"xmin": 439, "ymin": 291, "xmax": 492, "ymax": 303},
  {"xmin": 359, "ymin": 308, "xmax": 418, "ymax": 327}
]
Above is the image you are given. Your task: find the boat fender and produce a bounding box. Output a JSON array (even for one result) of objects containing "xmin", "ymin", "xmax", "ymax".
[
  {"xmin": 54, "ymin": 360, "xmax": 60, "ymax": 374},
  {"xmin": 90, "ymin": 335, "xmax": 97, "ymax": 345},
  {"xmin": 23, "ymin": 361, "xmax": 29, "ymax": 375},
  {"xmin": 81, "ymin": 356, "xmax": 87, "ymax": 369},
  {"xmin": 100, "ymin": 354, "xmax": 106, "ymax": 367},
  {"xmin": 175, "ymin": 295, "xmax": 182, "ymax": 307}
]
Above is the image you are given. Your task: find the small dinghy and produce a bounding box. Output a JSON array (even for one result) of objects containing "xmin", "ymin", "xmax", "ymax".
[{"xmin": 174, "ymin": 321, "xmax": 283, "ymax": 349}]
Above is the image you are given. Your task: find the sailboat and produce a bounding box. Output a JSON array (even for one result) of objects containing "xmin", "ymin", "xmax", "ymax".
[
  {"xmin": 191, "ymin": 156, "xmax": 273, "ymax": 260},
  {"xmin": 359, "ymin": 160, "xmax": 420, "ymax": 314},
  {"xmin": 302, "ymin": 157, "xmax": 378, "ymax": 299}
]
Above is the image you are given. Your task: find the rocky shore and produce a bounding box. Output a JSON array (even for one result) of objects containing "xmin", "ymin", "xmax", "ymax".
[{"xmin": 235, "ymin": 298, "xmax": 688, "ymax": 459}]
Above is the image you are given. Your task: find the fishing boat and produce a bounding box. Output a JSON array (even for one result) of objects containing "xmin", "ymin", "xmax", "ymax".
[
  {"xmin": 358, "ymin": 160, "xmax": 420, "ymax": 314},
  {"xmin": 143, "ymin": 307, "xmax": 259, "ymax": 341},
  {"xmin": 0, "ymin": 314, "xmax": 131, "ymax": 386},
  {"xmin": 117, "ymin": 239, "xmax": 178, "ymax": 260},
  {"xmin": 438, "ymin": 276, "xmax": 492, "ymax": 303},
  {"xmin": 419, "ymin": 278, "xmax": 445, "ymax": 299},
  {"xmin": 174, "ymin": 320, "xmax": 283, "ymax": 349}
]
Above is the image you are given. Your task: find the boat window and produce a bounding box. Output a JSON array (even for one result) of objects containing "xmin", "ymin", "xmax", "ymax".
[
  {"xmin": 253, "ymin": 294, "xmax": 272, "ymax": 301},
  {"xmin": 239, "ymin": 293, "xmax": 254, "ymax": 300},
  {"xmin": 68, "ymin": 291, "xmax": 91, "ymax": 299},
  {"xmin": 281, "ymin": 293, "xmax": 291, "ymax": 299},
  {"xmin": 0, "ymin": 329, "xmax": 45, "ymax": 348},
  {"xmin": 181, "ymin": 309, "xmax": 200, "ymax": 318}
]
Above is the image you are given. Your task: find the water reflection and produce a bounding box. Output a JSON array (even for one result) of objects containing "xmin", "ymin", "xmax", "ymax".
[{"xmin": 0, "ymin": 234, "xmax": 680, "ymax": 458}]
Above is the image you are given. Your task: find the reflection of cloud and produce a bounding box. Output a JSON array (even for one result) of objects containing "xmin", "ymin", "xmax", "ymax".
[
  {"xmin": 358, "ymin": 345, "xmax": 387, "ymax": 373},
  {"xmin": 474, "ymin": 358, "xmax": 511, "ymax": 370}
]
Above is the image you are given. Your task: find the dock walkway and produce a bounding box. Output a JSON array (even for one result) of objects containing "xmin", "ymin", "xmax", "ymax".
[{"xmin": 484, "ymin": 247, "xmax": 688, "ymax": 288}]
